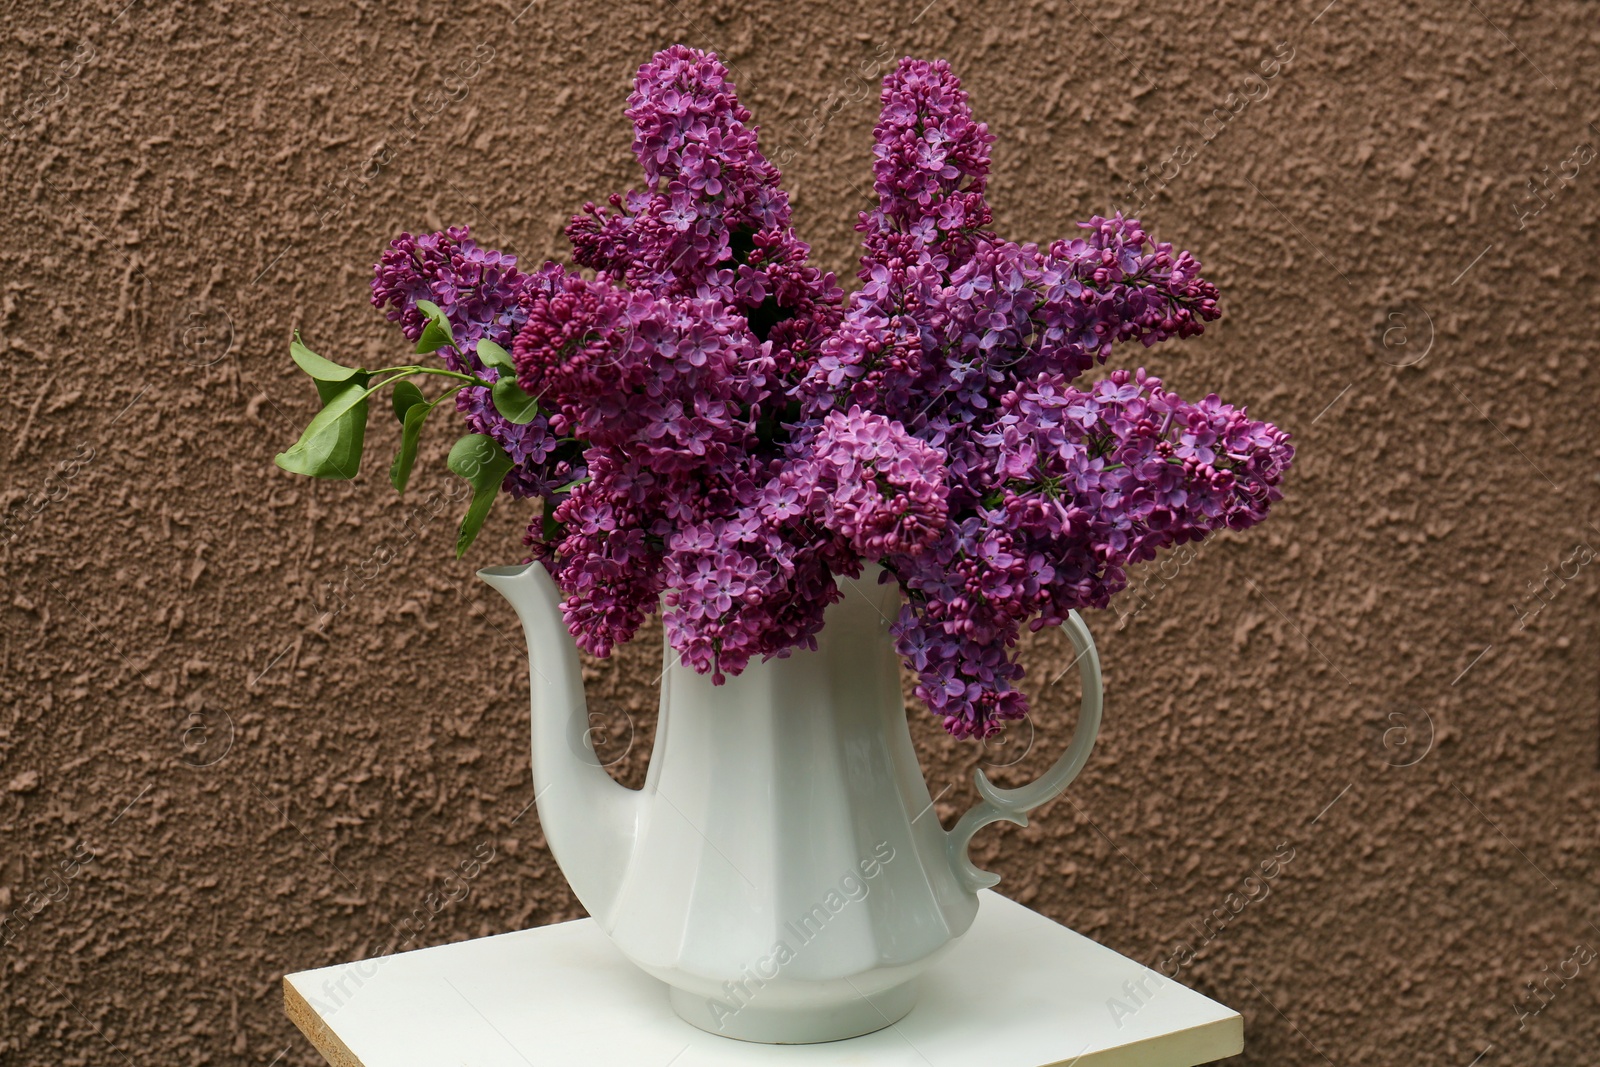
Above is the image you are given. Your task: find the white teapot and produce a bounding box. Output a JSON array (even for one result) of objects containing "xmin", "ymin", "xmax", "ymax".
[{"xmin": 480, "ymin": 560, "xmax": 1102, "ymax": 1043}]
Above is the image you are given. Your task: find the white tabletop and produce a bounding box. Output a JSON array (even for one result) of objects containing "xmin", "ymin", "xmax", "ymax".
[{"xmin": 284, "ymin": 890, "xmax": 1242, "ymax": 1067}]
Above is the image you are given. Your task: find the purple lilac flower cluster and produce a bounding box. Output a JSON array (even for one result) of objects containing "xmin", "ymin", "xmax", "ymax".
[
  {"xmin": 371, "ymin": 228, "xmax": 579, "ymax": 498},
  {"xmin": 512, "ymin": 45, "xmax": 863, "ymax": 675},
  {"xmin": 565, "ymin": 46, "xmax": 842, "ymax": 377},
  {"xmin": 788, "ymin": 58, "xmax": 1287, "ymax": 736},
  {"xmin": 368, "ymin": 48, "xmax": 1294, "ymax": 738}
]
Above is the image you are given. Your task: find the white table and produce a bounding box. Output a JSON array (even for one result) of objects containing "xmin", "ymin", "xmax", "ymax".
[{"xmin": 284, "ymin": 890, "xmax": 1242, "ymax": 1066}]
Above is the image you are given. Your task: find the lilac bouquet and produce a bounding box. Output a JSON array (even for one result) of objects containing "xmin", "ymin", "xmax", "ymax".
[{"xmin": 278, "ymin": 47, "xmax": 1293, "ymax": 739}]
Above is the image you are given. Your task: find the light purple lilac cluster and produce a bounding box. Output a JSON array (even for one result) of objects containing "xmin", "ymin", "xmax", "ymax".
[
  {"xmin": 369, "ymin": 48, "xmax": 1294, "ymax": 738},
  {"xmin": 792, "ymin": 58, "xmax": 1286, "ymax": 735}
]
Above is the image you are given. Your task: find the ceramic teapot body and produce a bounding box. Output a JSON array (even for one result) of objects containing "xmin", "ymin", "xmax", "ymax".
[{"xmin": 480, "ymin": 562, "xmax": 1102, "ymax": 1043}]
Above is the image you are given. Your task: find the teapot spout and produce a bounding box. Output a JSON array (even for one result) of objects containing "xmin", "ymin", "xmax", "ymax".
[{"xmin": 478, "ymin": 562, "xmax": 641, "ymax": 929}]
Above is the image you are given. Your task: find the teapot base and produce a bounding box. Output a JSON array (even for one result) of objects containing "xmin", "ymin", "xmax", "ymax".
[{"xmin": 668, "ymin": 978, "xmax": 918, "ymax": 1044}]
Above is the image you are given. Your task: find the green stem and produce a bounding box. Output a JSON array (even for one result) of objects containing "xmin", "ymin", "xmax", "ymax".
[
  {"xmin": 422, "ymin": 382, "xmax": 471, "ymax": 409},
  {"xmin": 369, "ymin": 365, "xmax": 491, "ymax": 389},
  {"xmin": 318, "ymin": 370, "xmax": 484, "ymax": 425}
]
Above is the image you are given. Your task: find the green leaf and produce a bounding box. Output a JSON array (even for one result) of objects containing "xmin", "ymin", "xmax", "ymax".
[
  {"xmin": 491, "ymin": 377, "xmax": 540, "ymax": 424},
  {"xmin": 391, "ymin": 380, "xmax": 427, "ymax": 423},
  {"xmin": 313, "ymin": 372, "xmax": 370, "ymax": 406},
  {"xmin": 414, "ymin": 300, "xmax": 456, "ymax": 354},
  {"xmin": 275, "ymin": 379, "xmax": 370, "ymax": 479},
  {"xmin": 476, "ymin": 339, "xmax": 515, "ymax": 374},
  {"xmin": 291, "ymin": 333, "xmax": 366, "ymax": 384},
  {"xmin": 446, "ymin": 434, "xmax": 513, "ymax": 558},
  {"xmin": 389, "ymin": 399, "xmax": 433, "ymax": 495}
]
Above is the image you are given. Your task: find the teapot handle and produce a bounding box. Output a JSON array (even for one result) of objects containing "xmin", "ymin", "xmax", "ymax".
[{"xmin": 945, "ymin": 610, "xmax": 1104, "ymax": 893}]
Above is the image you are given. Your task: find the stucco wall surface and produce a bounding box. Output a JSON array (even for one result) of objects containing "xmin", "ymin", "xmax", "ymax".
[{"xmin": 2, "ymin": 0, "xmax": 1597, "ymax": 1064}]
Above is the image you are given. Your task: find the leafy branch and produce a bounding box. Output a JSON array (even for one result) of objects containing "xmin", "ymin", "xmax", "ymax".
[{"xmin": 273, "ymin": 301, "xmax": 543, "ymax": 557}]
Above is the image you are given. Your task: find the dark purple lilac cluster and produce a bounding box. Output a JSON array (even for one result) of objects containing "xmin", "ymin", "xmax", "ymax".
[
  {"xmin": 565, "ymin": 45, "xmax": 841, "ymax": 378},
  {"xmin": 368, "ymin": 48, "xmax": 1294, "ymax": 738},
  {"xmin": 371, "ymin": 230, "xmax": 578, "ymax": 498}
]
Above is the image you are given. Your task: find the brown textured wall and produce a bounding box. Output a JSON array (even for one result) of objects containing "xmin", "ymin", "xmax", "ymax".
[{"xmin": 2, "ymin": 0, "xmax": 1597, "ymax": 1063}]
